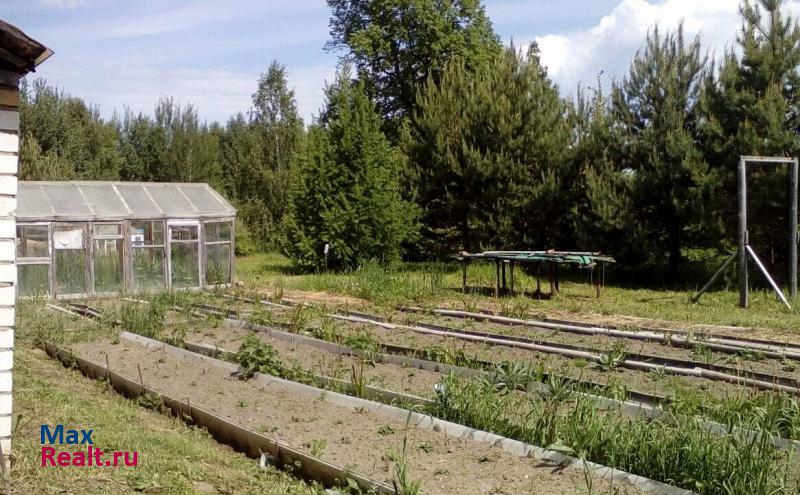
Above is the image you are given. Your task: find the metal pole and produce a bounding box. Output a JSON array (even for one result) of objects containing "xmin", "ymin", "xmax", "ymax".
[
  {"xmin": 791, "ymin": 159, "xmax": 798, "ymax": 298},
  {"xmin": 501, "ymin": 260, "xmax": 507, "ymax": 295},
  {"xmin": 691, "ymin": 252, "xmax": 736, "ymax": 303},
  {"xmin": 746, "ymin": 245, "xmax": 792, "ymax": 309},
  {"xmin": 739, "ymin": 157, "xmax": 748, "ymax": 308},
  {"xmin": 494, "ymin": 260, "xmax": 500, "ymax": 298},
  {"xmin": 462, "ymin": 260, "xmax": 467, "ymax": 293},
  {"xmin": 510, "ymin": 261, "xmax": 515, "ymax": 297}
]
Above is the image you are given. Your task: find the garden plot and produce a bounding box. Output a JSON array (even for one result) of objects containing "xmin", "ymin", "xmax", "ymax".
[
  {"xmin": 398, "ymin": 313, "xmax": 800, "ymax": 383},
  {"xmin": 73, "ymin": 338, "xmax": 643, "ymax": 495},
  {"xmin": 186, "ymin": 324, "xmax": 443, "ymax": 399}
]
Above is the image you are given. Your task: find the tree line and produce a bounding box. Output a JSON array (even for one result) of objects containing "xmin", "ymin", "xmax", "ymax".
[{"xmin": 18, "ymin": 0, "xmax": 800, "ymax": 282}]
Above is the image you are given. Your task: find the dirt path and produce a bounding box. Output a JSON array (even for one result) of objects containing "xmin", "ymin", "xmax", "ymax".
[{"xmin": 75, "ymin": 339, "xmax": 647, "ymax": 495}]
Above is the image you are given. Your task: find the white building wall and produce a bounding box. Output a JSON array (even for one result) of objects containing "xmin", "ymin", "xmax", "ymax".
[{"xmin": 0, "ymin": 99, "xmax": 18, "ymax": 460}]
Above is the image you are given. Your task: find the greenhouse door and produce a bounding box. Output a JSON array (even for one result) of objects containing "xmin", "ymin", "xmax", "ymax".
[
  {"xmin": 167, "ymin": 222, "xmax": 201, "ymax": 289},
  {"xmin": 52, "ymin": 223, "xmax": 88, "ymax": 297}
]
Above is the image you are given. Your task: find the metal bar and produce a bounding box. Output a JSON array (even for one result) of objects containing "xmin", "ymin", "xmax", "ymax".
[
  {"xmin": 501, "ymin": 260, "xmax": 507, "ymax": 294},
  {"xmin": 791, "ymin": 159, "xmax": 798, "ymax": 298},
  {"xmin": 494, "ymin": 260, "xmax": 500, "ymax": 298},
  {"xmin": 510, "ymin": 261, "xmax": 515, "ymax": 297},
  {"xmin": 740, "ymin": 156, "xmax": 798, "ymax": 164},
  {"xmin": 739, "ymin": 157, "xmax": 748, "ymax": 308},
  {"xmin": 746, "ymin": 245, "xmax": 792, "ymax": 309},
  {"xmin": 691, "ymin": 253, "xmax": 736, "ymax": 303},
  {"xmin": 462, "ymin": 260, "xmax": 467, "ymax": 293}
]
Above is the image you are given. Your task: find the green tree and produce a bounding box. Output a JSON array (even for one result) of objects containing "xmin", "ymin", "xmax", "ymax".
[
  {"xmin": 218, "ymin": 62, "xmax": 305, "ymax": 251},
  {"xmin": 119, "ymin": 98, "xmax": 222, "ymax": 186},
  {"xmin": 284, "ymin": 66, "xmax": 416, "ymax": 270},
  {"xmin": 588, "ymin": 26, "xmax": 712, "ymax": 275},
  {"xmin": 20, "ymin": 78, "xmax": 123, "ymax": 180},
  {"xmin": 405, "ymin": 45, "xmax": 571, "ymax": 255},
  {"xmin": 326, "ymin": 0, "xmax": 501, "ymax": 135},
  {"xmin": 568, "ymin": 85, "xmax": 635, "ymax": 261},
  {"xmin": 701, "ymin": 0, "xmax": 800, "ymax": 279}
]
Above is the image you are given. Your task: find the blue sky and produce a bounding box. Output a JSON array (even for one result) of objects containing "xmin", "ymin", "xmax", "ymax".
[{"xmin": 3, "ymin": 0, "xmax": 784, "ymax": 124}]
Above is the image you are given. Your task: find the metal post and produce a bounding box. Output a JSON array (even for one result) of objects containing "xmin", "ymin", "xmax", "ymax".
[
  {"xmin": 739, "ymin": 157, "xmax": 748, "ymax": 308},
  {"xmin": 691, "ymin": 252, "xmax": 736, "ymax": 303},
  {"xmin": 501, "ymin": 260, "xmax": 507, "ymax": 295},
  {"xmin": 494, "ymin": 260, "xmax": 500, "ymax": 298},
  {"xmin": 746, "ymin": 245, "xmax": 792, "ymax": 309},
  {"xmin": 461, "ymin": 260, "xmax": 467, "ymax": 293},
  {"xmin": 791, "ymin": 159, "xmax": 798, "ymax": 298},
  {"xmin": 510, "ymin": 261, "xmax": 515, "ymax": 297}
]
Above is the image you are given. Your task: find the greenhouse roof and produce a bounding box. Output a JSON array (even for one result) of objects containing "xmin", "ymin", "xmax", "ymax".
[{"xmin": 17, "ymin": 181, "xmax": 236, "ymax": 222}]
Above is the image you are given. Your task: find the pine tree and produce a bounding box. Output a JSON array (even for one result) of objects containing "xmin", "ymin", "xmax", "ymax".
[
  {"xmin": 595, "ymin": 26, "xmax": 712, "ymax": 276},
  {"xmin": 701, "ymin": 0, "xmax": 800, "ymax": 279},
  {"xmin": 406, "ymin": 45, "xmax": 571, "ymax": 255},
  {"xmin": 283, "ymin": 66, "xmax": 416, "ymax": 270}
]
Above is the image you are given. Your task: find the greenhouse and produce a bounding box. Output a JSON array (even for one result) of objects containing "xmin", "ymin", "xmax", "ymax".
[{"xmin": 15, "ymin": 181, "xmax": 236, "ymax": 298}]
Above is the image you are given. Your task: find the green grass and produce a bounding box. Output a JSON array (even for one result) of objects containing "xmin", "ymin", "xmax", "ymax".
[{"xmin": 236, "ymin": 252, "xmax": 800, "ymax": 334}]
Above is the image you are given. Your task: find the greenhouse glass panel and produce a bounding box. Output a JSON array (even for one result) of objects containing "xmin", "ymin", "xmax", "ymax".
[
  {"xmin": 79, "ymin": 184, "xmax": 129, "ymax": 217},
  {"xmin": 17, "ymin": 225, "xmax": 49, "ymax": 258},
  {"xmin": 205, "ymin": 221, "xmax": 231, "ymax": 242},
  {"xmin": 54, "ymin": 225, "xmax": 86, "ymax": 295},
  {"xmin": 48, "ymin": 184, "xmax": 93, "ymax": 217},
  {"xmin": 132, "ymin": 247, "xmax": 165, "ymax": 291},
  {"xmin": 148, "ymin": 184, "xmax": 195, "ymax": 216},
  {"xmin": 131, "ymin": 221, "xmax": 164, "ymax": 245},
  {"xmin": 93, "ymin": 239, "xmax": 124, "ymax": 293},
  {"xmin": 171, "ymin": 225, "xmax": 198, "ymax": 241},
  {"xmin": 115, "ymin": 185, "xmax": 162, "ymax": 217},
  {"xmin": 205, "ymin": 244, "xmax": 231, "ymax": 284},
  {"xmin": 93, "ymin": 224, "xmax": 121, "ymax": 236},
  {"xmin": 18, "ymin": 264, "xmax": 49, "ymax": 297},
  {"xmin": 171, "ymin": 242, "xmax": 199, "ymax": 288},
  {"xmin": 182, "ymin": 186, "xmax": 227, "ymax": 215}
]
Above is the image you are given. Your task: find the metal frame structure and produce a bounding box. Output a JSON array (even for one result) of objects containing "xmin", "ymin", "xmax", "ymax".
[
  {"xmin": 453, "ymin": 250, "xmax": 616, "ymax": 298},
  {"xmin": 15, "ymin": 182, "xmax": 236, "ymax": 298},
  {"xmin": 693, "ymin": 156, "xmax": 798, "ymax": 309}
]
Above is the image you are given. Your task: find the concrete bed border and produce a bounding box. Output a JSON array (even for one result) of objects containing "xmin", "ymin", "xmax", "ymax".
[{"xmin": 42, "ymin": 341, "xmax": 395, "ymax": 495}]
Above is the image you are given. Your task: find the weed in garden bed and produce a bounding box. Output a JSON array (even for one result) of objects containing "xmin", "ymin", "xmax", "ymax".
[
  {"xmin": 120, "ymin": 301, "xmax": 166, "ymax": 339},
  {"xmin": 596, "ymin": 345, "xmax": 626, "ymax": 372},
  {"xmin": 234, "ymin": 335, "xmax": 284, "ymax": 379},
  {"xmin": 343, "ymin": 331, "xmax": 381, "ymax": 362},
  {"xmin": 488, "ymin": 361, "xmax": 537, "ymax": 393}
]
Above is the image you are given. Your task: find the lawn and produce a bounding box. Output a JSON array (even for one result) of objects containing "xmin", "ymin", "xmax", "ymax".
[{"xmin": 236, "ymin": 252, "xmax": 800, "ymax": 337}]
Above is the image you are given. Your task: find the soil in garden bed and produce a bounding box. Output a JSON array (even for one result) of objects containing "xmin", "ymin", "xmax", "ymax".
[
  {"xmin": 74, "ymin": 338, "xmax": 647, "ymax": 495},
  {"xmin": 198, "ymin": 296, "xmax": 795, "ymax": 400},
  {"xmin": 397, "ymin": 313, "xmax": 800, "ymax": 383},
  {"xmin": 186, "ymin": 325, "xmax": 443, "ymax": 399},
  {"xmin": 333, "ymin": 321, "xmax": 767, "ymax": 401}
]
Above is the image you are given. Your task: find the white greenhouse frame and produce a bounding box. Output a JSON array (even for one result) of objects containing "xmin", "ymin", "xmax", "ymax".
[{"xmin": 15, "ymin": 181, "xmax": 237, "ymax": 298}]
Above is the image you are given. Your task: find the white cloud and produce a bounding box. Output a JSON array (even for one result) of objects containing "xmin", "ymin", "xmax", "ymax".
[{"xmin": 533, "ymin": 0, "xmax": 800, "ymax": 94}]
